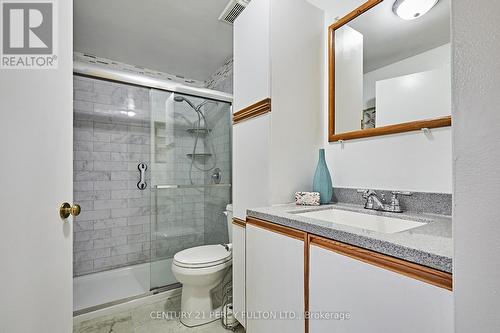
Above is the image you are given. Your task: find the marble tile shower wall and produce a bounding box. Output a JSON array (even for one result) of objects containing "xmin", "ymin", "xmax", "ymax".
[
  {"xmin": 202, "ymin": 58, "xmax": 233, "ymax": 245},
  {"xmin": 150, "ymin": 92, "xmax": 206, "ymax": 260},
  {"xmin": 150, "ymin": 97, "xmax": 232, "ymax": 258},
  {"xmin": 204, "ymin": 105, "xmax": 232, "ymax": 245},
  {"xmin": 73, "ymin": 76, "xmax": 152, "ymax": 276}
]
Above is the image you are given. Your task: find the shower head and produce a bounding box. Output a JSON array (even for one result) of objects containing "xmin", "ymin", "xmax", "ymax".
[{"xmin": 173, "ymin": 95, "xmax": 198, "ymax": 111}]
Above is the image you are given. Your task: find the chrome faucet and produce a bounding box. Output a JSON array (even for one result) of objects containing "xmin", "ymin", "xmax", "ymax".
[
  {"xmin": 359, "ymin": 189, "xmax": 385, "ymax": 210},
  {"xmin": 357, "ymin": 189, "xmax": 412, "ymax": 213}
]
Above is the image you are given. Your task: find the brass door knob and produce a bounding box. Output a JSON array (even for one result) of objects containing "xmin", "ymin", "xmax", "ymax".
[{"xmin": 59, "ymin": 203, "xmax": 81, "ymax": 219}]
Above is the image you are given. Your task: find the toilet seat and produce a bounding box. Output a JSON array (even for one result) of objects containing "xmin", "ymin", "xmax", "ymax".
[{"xmin": 173, "ymin": 244, "xmax": 232, "ymax": 268}]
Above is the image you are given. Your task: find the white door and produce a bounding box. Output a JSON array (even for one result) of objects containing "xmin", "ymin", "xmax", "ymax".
[{"xmin": 0, "ymin": 1, "xmax": 73, "ymax": 332}]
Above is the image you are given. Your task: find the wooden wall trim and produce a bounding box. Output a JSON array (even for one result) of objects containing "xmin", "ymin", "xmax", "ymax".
[
  {"xmin": 328, "ymin": 0, "xmax": 383, "ymax": 31},
  {"xmin": 310, "ymin": 235, "xmax": 453, "ymax": 291},
  {"xmin": 328, "ymin": 24, "xmax": 335, "ymax": 142},
  {"xmin": 246, "ymin": 217, "xmax": 305, "ymax": 241},
  {"xmin": 232, "ymin": 218, "xmax": 247, "ymax": 228},
  {"xmin": 233, "ymin": 98, "xmax": 271, "ymax": 125},
  {"xmin": 304, "ymin": 235, "xmax": 310, "ymax": 333}
]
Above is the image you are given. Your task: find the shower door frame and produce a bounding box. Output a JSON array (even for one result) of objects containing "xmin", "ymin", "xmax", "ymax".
[{"xmin": 74, "ymin": 61, "xmax": 233, "ymax": 104}]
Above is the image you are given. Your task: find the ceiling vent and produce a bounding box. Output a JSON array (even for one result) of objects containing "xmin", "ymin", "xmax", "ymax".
[{"xmin": 218, "ymin": 0, "xmax": 251, "ymax": 25}]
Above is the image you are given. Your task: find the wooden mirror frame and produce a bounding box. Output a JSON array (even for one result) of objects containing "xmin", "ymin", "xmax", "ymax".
[{"xmin": 328, "ymin": 0, "xmax": 452, "ymax": 142}]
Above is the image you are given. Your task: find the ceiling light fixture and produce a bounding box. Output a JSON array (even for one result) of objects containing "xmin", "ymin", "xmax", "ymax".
[{"xmin": 392, "ymin": 0, "xmax": 439, "ymax": 20}]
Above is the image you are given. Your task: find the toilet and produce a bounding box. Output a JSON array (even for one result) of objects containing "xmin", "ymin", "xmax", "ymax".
[{"xmin": 172, "ymin": 204, "xmax": 233, "ymax": 327}]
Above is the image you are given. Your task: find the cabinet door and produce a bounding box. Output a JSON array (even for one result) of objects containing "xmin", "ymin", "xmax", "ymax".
[
  {"xmin": 232, "ymin": 222, "xmax": 246, "ymax": 328},
  {"xmin": 246, "ymin": 223, "xmax": 305, "ymax": 333},
  {"xmin": 309, "ymin": 244, "xmax": 453, "ymax": 333},
  {"xmin": 232, "ymin": 114, "xmax": 271, "ymax": 220},
  {"xmin": 233, "ymin": 0, "xmax": 270, "ymax": 111}
]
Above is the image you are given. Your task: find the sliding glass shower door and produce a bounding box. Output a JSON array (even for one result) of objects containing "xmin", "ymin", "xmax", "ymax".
[{"xmin": 149, "ymin": 90, "xmax": 232, "ymax": 290}]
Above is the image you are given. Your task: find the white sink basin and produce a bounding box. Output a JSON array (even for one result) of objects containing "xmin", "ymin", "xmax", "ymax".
[{"xmin": 294, "ymin": 208, "xmax": 426, "ymax": 234}]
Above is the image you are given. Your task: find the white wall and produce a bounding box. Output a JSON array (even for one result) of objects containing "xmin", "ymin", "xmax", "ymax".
[
  {"xmin": 335, "ymin": 26, "xmax": 364, "ymax": 133},
  {"xmin": 322, "ymin": 13, "xmax": 452, "ymax": 194},
  {"xmin": 453, "ymin": 0, "xmax": 500, "ymax": 331},
  {"xmin": 376, "ymin": 66, "xmax": 451, "ymax": 126},
  {"xmin": 364, "ymin": 43, "xmax": 451, "ymax": 109},
  {"xmin": 269, "ymin": 0, "xmax": 324, "ymax": 204}
]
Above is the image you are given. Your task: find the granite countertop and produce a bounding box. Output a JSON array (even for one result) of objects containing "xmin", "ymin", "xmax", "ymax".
[{"xmin": 247, "ymin": 202, "xmax": 452, "ymax": 273}]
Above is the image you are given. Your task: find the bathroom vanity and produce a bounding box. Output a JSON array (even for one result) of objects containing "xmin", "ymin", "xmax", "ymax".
[
  {"xmin": 235, "ymin": 203, "xmax": 453, "ymax": 333},
  {"xmin": 231, "ymin": 0, "xmax": 454, "ymax": 331}
]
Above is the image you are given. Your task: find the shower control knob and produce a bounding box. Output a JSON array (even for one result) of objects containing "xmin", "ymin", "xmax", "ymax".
[
  {"xmin": 59, "ymin": 203, "xmax": 81, "ymax": 219},
  {"xmin": 212, "ymin": 168, "xmax": 222, "ymax": 184}
]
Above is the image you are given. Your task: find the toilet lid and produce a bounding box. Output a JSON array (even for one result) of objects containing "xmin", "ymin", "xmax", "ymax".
[{"xmin": 174, "ymin": 245, "xmax": 231, "ymax": 268}]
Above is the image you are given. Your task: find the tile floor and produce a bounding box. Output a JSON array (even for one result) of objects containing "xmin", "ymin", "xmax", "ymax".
[{"xmin": 74, "ymin": 293, "xmax": 244, "ymax": 333}]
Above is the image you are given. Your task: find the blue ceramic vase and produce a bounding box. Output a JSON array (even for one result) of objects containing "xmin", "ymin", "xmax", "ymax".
[{"xmin": 313, "ymin": 149, "xmax": 333, "ymax": 204}]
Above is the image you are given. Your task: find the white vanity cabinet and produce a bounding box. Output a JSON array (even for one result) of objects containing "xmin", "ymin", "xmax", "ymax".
[
  {"xmin": 232, "ymin": 221, "xmax": 246, "ymax": 328},
  {"xmin": 242, "ymin": 218, "xmax": 453, "ymax": 333},
  {"xmin": 309, "ymin": 241, "xmax": 454, "ymax": 333},
  {"xmin": 245, "ymin": 219, "xmax": 306, "ymax": 333}
]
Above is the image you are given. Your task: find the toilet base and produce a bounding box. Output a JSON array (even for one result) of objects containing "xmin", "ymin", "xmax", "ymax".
[
  {"xmin": 172, "ymin": 260, "xmax": 232, "ymax": 327},
  {"xmin": 179, "ymin": 284, "xmax": 221, "ymax": 327},
  {"xmin": 180, "ymin": 288, "xmax": 223, "ymax": 328}
]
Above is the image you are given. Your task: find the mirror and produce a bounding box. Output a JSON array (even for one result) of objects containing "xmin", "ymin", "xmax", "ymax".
[{"xmin": 328, "ymin": 0, "xmax": 451, "ymax": 142}]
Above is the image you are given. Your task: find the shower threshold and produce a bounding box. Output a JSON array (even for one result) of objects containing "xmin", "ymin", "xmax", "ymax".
[
  {"xmin": 73, "ymin": 258, "xmax": 177, "ymax": 314},
  {"xmin": 73, "ymin": 283, "xmax": 180, "ymax": 317}
]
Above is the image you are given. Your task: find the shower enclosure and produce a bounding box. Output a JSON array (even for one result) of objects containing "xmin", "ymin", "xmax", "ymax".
[
  {"xmin": 72, "ymin": 65, "xmax": 232, "ymax": 313},
  {"xmin": 149, "ymin": 89, "xmax": 232, "ymax": 290}
]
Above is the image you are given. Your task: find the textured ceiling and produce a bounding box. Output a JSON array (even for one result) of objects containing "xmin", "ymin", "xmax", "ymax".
[{"xmin": 74, "ymin": 0, "xmax": 233, "ymax": 82}]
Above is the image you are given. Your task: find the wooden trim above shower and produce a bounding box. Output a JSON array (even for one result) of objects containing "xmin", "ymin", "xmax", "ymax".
[
  {"xmin": 233, "ymin": 98, "xmax": 271, "ymax": 125},
  {"xmin": 232, "ymin": 218, "xmax": 247, "ymax": 228}
]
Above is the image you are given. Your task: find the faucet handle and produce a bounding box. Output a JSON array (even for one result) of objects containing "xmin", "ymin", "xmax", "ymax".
[
  {"xmin": 391, "ymin": 191, "xmax": 412, "ymax": 196},
  {"xmin": 388, "ymin": 191, "xmax": 412, "ymax": 212},
  {"xmin": 357, "ymin": 189, "xmax": 368, "ymax": 198},
  {"xmin": 357, "ymin": 189, "xmax": 376, "ymax": 198},
  {"xmin": 390, "ymin": 191, "xmax": 412, "ymax": 204}
]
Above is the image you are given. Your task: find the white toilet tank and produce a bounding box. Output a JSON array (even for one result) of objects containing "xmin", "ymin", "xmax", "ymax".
[{"xmin": 226, "ymin": 204, "xmax": 233, "ymax": 243}]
